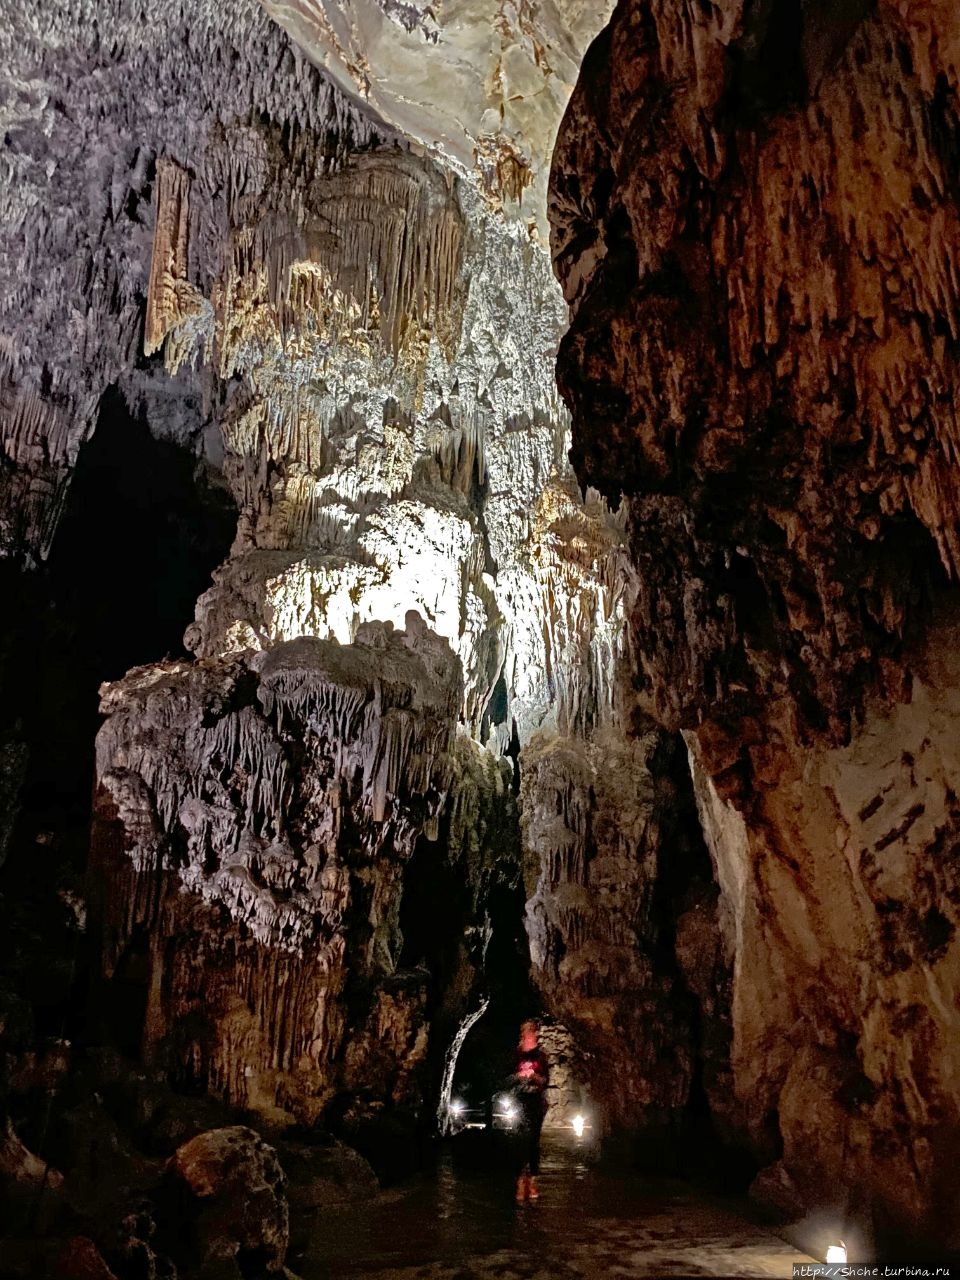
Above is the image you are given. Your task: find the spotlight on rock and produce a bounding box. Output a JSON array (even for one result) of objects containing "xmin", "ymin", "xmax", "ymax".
[
  {"xmin": 825, "ymin": 1242, "xmax": 847, "ymax": 1264},
  {"xmin": 571, "ymin": 1113, "xmax": 586, "ymax": 1137}
]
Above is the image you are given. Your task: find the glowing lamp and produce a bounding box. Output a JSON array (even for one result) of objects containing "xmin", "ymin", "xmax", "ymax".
[
  {"xmin": 571, "ymin": 1114, "xmax": 586, "ymax": 1137},
  {"xmin": 449, "ymin": 1099, "xmax": 465, "ymax": 1114},
  {"xmin": 825, "ymin": 1242, "xmax": 847, "ymax": 1264}
]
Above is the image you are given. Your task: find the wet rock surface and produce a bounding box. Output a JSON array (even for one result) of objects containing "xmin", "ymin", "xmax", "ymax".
[{"xmin": 297, "ymin": 1137, "xmax": 813, "ymax": 1278}]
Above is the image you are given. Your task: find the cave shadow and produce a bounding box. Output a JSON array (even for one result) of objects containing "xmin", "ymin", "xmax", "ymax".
[{"xmin": 0, "ymin": 382, "xmax": 236, "ymax": 1048}]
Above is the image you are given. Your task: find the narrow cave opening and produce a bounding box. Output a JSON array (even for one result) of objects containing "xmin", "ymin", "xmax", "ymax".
[
  {"xmin": 0, "ymin": 384, "xmax": 236, "ymax": 1040},
  {"xmin": 397, "ymin": 785, "xmax": 537, "ymax": 1145},
  {"xmin": 442, "ymin": 893, "xmax": 542, "ymax": 1139}
]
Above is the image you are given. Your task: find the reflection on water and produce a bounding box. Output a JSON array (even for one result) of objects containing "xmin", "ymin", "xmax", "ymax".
[
  {"xmin": 296, "ymin": 1134, "xmax": 812, "ymax": 1279},
  {"xmin": 435, "ymin": 1153, "xmax": 457, "ymax": 1222}
]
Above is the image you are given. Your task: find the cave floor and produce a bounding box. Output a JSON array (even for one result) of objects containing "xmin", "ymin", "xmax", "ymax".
[{"xmin": 296, "ymin": 1135, "xmax": 815, "ymax": 1279}]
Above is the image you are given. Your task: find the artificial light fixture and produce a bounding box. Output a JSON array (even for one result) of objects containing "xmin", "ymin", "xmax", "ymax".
[
  {"xmin": 496, "ymin": 1094, "xmax": 517, "ymax": 1125},
  {"xmin": 571, "ymin": 1113, "xmax": 586, "ymax": 1137},
  {"xmin": 825, "ymin": 1242, "xmax": 847, "ymax": 1264}
]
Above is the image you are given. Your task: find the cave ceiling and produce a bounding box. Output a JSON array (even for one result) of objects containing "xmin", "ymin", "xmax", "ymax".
[{"xmin": 259, "ymin": 0, "xmax": 616, "ymax": 239}]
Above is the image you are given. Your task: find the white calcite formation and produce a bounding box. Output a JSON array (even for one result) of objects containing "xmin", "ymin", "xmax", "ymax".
[
  {"xmin": 0, "ymin": 0, "xmax": 673, "ymax": 1128},
  {"xmin": 93, "ymin": 620, "xmax": 460, "ymax": 1117},
  {"xmin": 0, "ymin": 0, "xmax": 382, "ymax": 566}
]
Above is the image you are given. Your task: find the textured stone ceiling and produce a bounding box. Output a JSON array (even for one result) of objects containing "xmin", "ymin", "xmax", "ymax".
[{"xmin": 259, "ymin": 0, "xmax": 615, "ymax": 237}]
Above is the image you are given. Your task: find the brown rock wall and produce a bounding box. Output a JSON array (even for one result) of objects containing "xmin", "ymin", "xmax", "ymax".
[
  {"xmin": 521, "ymin": 723, "xmax": 726, "ymax": 1138},
  {"xmin": 551, "ymin": 0, "xmax": 960, "ymax": 1248},
  {"xmin": 552, "ymin": 0, "xmax": 960, "ymax": 739}
]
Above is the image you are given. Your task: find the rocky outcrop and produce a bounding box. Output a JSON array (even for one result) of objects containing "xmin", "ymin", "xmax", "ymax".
[
  {"xmin": 92, "ymin": 620, "xmax": 460, "ymax": 1120},
  {"xmin": 169, "ymin": 1126, "xmax": 288, "ymax": 1274},
  {"xmin": 523, "ymin": 725, "xmax": 693, "ymax": 1131},
  {"xmin": 551, "ymin": 0, "xmax": 960, "ymax": 1251},
  {"xmin": 522, "ymin": 716, "xmax": 736, "ymax": 1144}
]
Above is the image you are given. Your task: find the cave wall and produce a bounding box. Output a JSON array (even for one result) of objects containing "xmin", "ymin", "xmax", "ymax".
[
  {"xmin": 551, "ymin": 0, "xmax": 960, "ymax": 1248},
  {"xmin": 522, "ymin": 723, "xmax": 703, "ymax": 1134}
]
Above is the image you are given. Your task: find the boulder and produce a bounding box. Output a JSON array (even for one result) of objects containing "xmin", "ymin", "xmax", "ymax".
[{"xmin": 169, "ymin": 1126, "xmax": 288, "ymax": 1273}]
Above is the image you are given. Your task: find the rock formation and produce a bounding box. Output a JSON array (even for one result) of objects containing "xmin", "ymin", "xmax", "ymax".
[
  {"xmin": 3, "ymin": 0, "xmax": 701, "ymax": 1177},
  {"xmin": 551, "ymin": 0, "xmax": 960, "ymax": 1250},
  {"xmin": 92, "ymin": 621, "xmax": 460, "ymax": 1119},
  {"xmin": 0, "ymin": 2, "xmax": 926, "ymax": 1259},
  {"xmin": 168, "ymin": 1126, "xmax": 289, "ymax": 1273},
  {"xmin": 260, "ymin": 0, "xmax": 617, "ymax": 237}
]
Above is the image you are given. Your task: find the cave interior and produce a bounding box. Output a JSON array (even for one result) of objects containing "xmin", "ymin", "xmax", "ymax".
[{"xmin": 1, "ymin": 0, "xmax": 959, "ymax": 1276}]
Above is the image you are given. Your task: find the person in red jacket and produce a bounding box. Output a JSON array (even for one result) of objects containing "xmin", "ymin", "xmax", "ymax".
[{"xmin": 512, "ymin": 1019, "xmax": 549, "ymax": 1202}]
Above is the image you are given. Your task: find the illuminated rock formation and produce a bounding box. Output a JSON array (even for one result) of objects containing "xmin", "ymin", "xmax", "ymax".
[
  {"xmin": 1, "ymin": 0, "xmax": 737, "ymax": 1201},
  {"xmin": 0, "ymin": 0, "xmax": 380, "ymax": 568},
  {"xmin": 169, "ymin": 1126, "xmax": 289, "ymax": 1273},
  {"xmin": 552, "ymin": 0, "xmax": 960, "ymax": 1249},
  {"xmin": 0, "ymin": 0, "xmax": 664, "ymax": 1138},
  {"xmin": 92, "ymin": 620, "xmax": 460, "ymax": 1117}
]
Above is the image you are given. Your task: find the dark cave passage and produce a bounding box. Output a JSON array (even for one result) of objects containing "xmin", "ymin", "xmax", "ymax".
[
  {"xmin": 0, "ymin": 384, "xmax": 236, "ymax": 1038},
  {"xmin": 397, "ymin": 762, "xmax": 539, "ymax": 1131},
  {"xmin": 6, "ymin": 385, "xmax": 235, "ymax": 844}
]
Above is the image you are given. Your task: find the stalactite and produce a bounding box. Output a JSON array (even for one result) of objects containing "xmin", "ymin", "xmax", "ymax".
[
  {"xmin": 144, "ymin": 158, "xmax": 195, "ymax": 357},
  {"xmin": 1, "ymin": 0, "xmax": 391, "ymax": 564},
  {"xmin": 92, "ymin": 619, "xmax": 461, "ymax": 1119}
]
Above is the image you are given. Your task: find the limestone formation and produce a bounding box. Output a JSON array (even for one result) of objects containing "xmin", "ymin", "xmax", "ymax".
[
  {"xmin": 522, "ymin": 725, "xmax": 698, "ymax": 1131},
  {"xmin": 93, "ymin": 620, "xmax": 460, "ymax": 1119},
  {"xmin": 0, "ymin": 0, "xmax": 381, "ymax": 568},
  {"xmin": 260, "ymin": 0, "xmax": 617, "ymax": 236},
  {"xmin": 552, "ymin": 0, "xmax": 960, "ymax": 1249},
  {"xmin": 0, "ymin": 0, "xmax": 798, "ymax": 1259},
  {"xmin": 1, "ymin": 0, "xmax": 663, "ymax": 1154}
]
